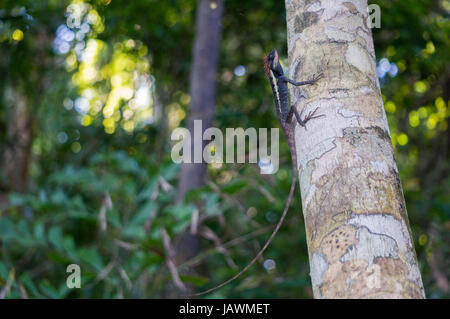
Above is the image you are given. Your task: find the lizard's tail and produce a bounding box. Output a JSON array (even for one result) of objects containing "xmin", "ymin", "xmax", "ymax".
[{"xmin": 188, "ymin": 169, "xmax": 297, "ymax": 297}]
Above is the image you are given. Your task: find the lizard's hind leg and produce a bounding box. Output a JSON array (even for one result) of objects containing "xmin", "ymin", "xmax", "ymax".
[{"xmin": 292, "ymin": 105, "xmax": 324, "ymax": 129}]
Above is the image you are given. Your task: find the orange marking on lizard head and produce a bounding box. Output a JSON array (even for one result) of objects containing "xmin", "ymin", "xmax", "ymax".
[
  {"xmin": 273, "ymin": 49, "xmax": 279, "ymax": 67},
  {"xmin": 264, "ymin": 49, "xmax": 279, "ymax": 78}
]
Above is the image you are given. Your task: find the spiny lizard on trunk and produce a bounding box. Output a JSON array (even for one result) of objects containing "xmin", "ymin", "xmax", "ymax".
[{"xmin": 189, "ymin": 49, "xmax": 323, "ymax": 297}]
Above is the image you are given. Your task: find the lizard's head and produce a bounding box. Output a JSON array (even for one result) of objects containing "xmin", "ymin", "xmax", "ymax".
[{"xmin": 264, "ymin": 49, "xmax": 283, "ymax": 77}]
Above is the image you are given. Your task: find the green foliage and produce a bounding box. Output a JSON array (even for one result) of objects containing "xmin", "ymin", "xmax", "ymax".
[{"xmin": 1, "ymin": 148, "xmax": 192, "ymax": 298}]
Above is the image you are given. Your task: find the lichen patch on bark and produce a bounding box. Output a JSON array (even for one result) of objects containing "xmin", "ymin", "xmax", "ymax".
[
  {"xmin": 310, "ymin": 252, "xmax": 328, "ymax": 296},
  {"xmin": 340, "ymin": 227, "xmax": 399, "ymax": 266},
  {"xmin": 345, "ymin": 43, "xmax": 374, "ymax": 74}
]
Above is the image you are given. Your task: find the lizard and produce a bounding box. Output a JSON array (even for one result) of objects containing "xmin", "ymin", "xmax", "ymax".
[{"xmin": 189, "ymin": 49, "xmax": 323, "ymax": 297}]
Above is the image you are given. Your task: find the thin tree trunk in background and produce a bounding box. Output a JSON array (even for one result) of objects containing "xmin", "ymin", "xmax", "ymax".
[
  {"xmin": 177, "ymin": 0, "xmax": 224, "ymax": 202},
  {"xmin": 285, "ymin": 0, "xmax": 425, "ymax": 298},
  {"xmin": 0, "ymin": 28, "xmax": 51, "ymax": 206},
  {"xmin": 1, "ymin": 86, "xmax": 33, "ymax": 194},
  {"xmin": 168, "ymin": 0, "xmax": 224, "ymax": 297}
]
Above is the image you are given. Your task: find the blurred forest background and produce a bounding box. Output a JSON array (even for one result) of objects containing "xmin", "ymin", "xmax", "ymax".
[{"xmin": 0, "ymin": 0, "xmax": 448, "ymax": 298}]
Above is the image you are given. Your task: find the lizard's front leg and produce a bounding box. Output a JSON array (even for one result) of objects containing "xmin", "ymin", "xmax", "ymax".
[{"xmin": 281, "ymin": 73, "xmax": 323, "ymax": 87}]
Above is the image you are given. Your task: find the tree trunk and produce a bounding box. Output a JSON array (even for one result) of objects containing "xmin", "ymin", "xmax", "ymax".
[
  {"xmin": 285, "ymin": 0, "xmax": 425, "ymax": 298},
  {"xmin": 1, "ymin": 85, "xmax": 33, "ymax": 194},
  {"xmin": 177, "ymin": 0, "xmax": 224, "ymax": 202},
  {"xmin": 168, "ymin": 0, "xmax": 224, "ymax": 297}
]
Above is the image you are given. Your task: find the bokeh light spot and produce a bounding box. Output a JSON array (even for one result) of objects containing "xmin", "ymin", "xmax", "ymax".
[
  {"xmin": 409, "ymin": 111, "xmax": 420, "ymax": 127},
  {"xmin": 263, "ymin": 259, "xmax": 276, "ymax": 271},
  {"xmin": 414, "ymin": 81, "xmax": 428, "ymax": 94},
  {"xmin": 234, "ymin": 65, "xmax": 246, "ymax": 77},
  {"xmin": 419, "ymin": 234, "xmax": 427, "ymax": 246},
  {"xmin": 81, "ymin": 115, "xmax": 93, "ymax": 126},
  {"xmin": 397, "ymin": 133, "xmax": 408, "ymax": 146},
  {"xmin": 71, "ymin": 142, "xmax": 81, "ymax": 153},
  {"xmin": 12, "ymin": 29, "xmax": 24, "ymax": 41},
  {"xmin": 385, "ymin": 101, "xmax": 396, "ymax": 113}
]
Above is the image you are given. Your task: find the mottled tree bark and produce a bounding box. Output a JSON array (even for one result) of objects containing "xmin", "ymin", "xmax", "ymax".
[
  {"xmin": 168, "ymin": 0, "xmax": 224, "ymax": 297},
  {"xmin": 285, "ymin": 0, "xmax": 425, "ymax": 298}
]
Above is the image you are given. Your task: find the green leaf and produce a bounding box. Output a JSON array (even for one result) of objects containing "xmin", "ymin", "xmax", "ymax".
[
  {"xmin": 165, "ymin": 204, "xmax": 195, "ymax": 233},
  {"xmin": 130, "ymin": 201, "xmax": 157, "ymax": 226},
  {"xmin": 8, "ymin": 193, "xmax": 27, "ymax": 207},
  {"xmin": 180, "ymin": 274, "xmax": 210, "ymax": 286},
  {"xmin": 0, "ymin": 262, "xmax": 9, "ymax": 281},
  {"xmin": 33, "ymin": 221, "xmax": 46, "ymax": 244},
  {"xmin": 0, "ymin": 219, "xmax": 18, "ymax": 241},
  {"xmin": 221, "ymin": 180, "xmax": 248, "ymax": 194},
  {"xmin": 78, "ymin": 248, "xmax": 104, "ymax": 272},
  {"xmin": 137, "ymin": 179, "xmax": 158, "ymax": 201},
  {"xmin": 107, "ymin": 208, "xmax": 121, "ymax": 228},
  {"xmin": 39, "ymin": 280, "xmax": 60, "ymax": 299},
  {"xmin": 48, "ymin": 226, "xmax": 63, "ymax": 250},
  {"xmin": 203, "ymin": 193, "xmax": 221, "ymax": 216},
  {"xmin": 122, "ymin": 201, "xmax": 157, "ymax": 240},
  {"xmin": 20, "ymin": 274, "xmax": 43, "ymax": 298}
]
